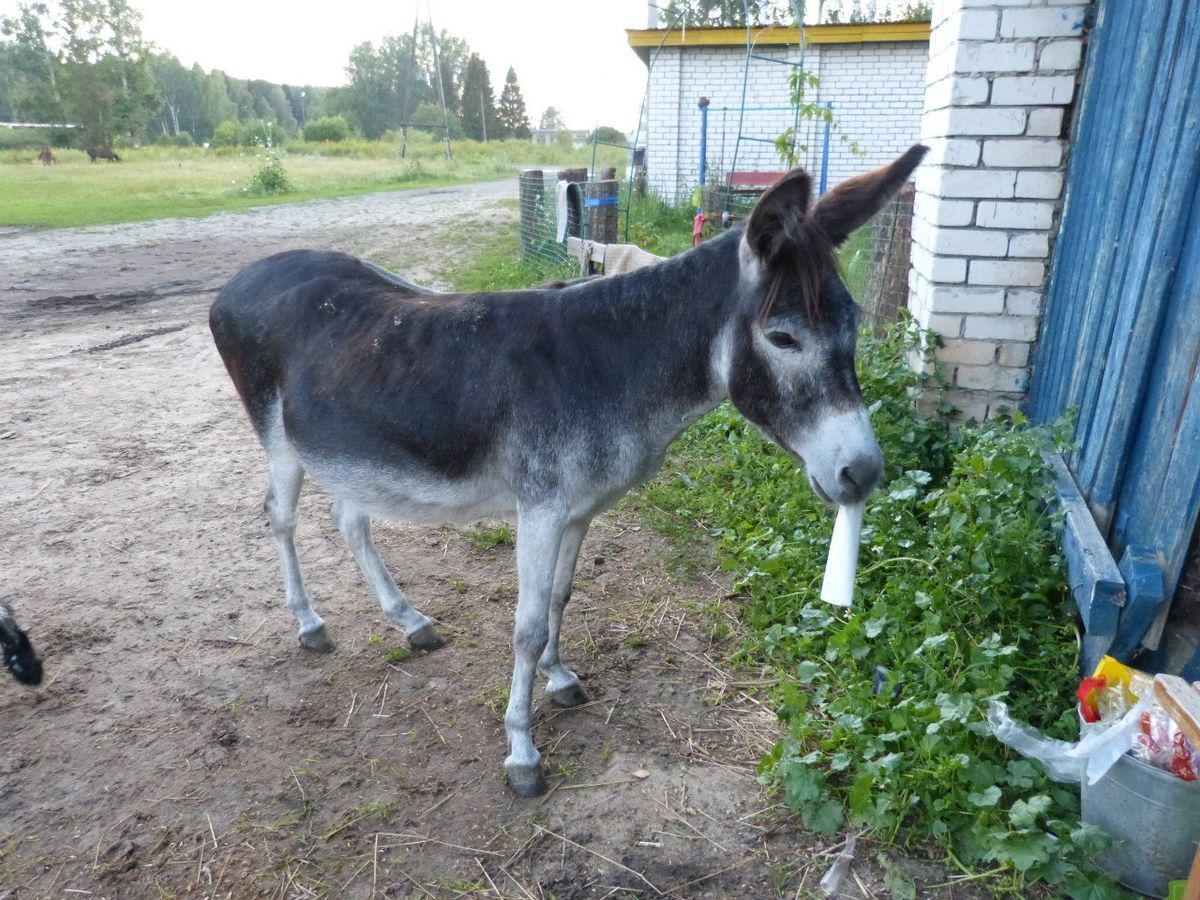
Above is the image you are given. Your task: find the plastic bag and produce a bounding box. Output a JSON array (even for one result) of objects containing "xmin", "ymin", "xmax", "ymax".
[
  {"xmin": 1132, "ymin": 706, "xmax": 1200, "ymax": 781},
  {"xmin": 987, "ymin": 695, "xmax": 1152, "ymax": 785}
]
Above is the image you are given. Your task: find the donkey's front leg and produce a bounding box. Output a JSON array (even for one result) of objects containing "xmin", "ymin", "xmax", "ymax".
[
  {"xmin": 504, "ymin": 508, "xmax": 566, "ymax": 797},
  {"xmin": 538, "ymin": 517, "xmax": 590, "ymax": 708}
]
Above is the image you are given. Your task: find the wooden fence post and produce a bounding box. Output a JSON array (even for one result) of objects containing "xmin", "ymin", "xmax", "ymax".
[{"xmin": 586, "ymin": 172, "xmax": 619, "ymax": 245}]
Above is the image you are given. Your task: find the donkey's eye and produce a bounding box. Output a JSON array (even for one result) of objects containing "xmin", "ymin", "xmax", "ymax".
[{"xmin": 767, "ymin": 331, "xmax": 800, "ymax": 350}]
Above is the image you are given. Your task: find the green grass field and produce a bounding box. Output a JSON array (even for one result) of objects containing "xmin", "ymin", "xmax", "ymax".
[{"xmin": 0, "ymin": 137, "xmax": 626, "ymax": 229}]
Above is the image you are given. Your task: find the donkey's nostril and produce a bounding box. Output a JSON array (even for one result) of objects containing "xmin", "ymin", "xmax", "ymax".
[{"xmin": 838, "ymin": 454, "xmax": 883, "ymax": 497}]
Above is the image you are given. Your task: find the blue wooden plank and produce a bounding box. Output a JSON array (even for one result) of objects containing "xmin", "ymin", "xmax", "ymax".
[
  {"xmin": 1109, "ymin": 546, "xmax": 1167, "ymax": 660},
  {"xmin": 1027, "ymin": 0, "xmax": 1119, "ymax": 421},
  {"xmin": 1047, "ymin": 452, "xmax": 1125, "ymax": 640},
  {"xmin": 1075, "ymin": 1, "xmax": 1200, "ymax": 527},
  {"xmin": 1070, "ymin": 1, "xmax": 1190, "ymax": 514},
  {"xmin": 1049, "ymin": 2, "xmax": 1159, "ymax": 437},
  {"xmin": 1029, "ymin": 1, "xmax": 1147, "ymax": 427},
  {"xmin": 1110, "ymin": 178, "xmax": 1200, "ymax": 597}
]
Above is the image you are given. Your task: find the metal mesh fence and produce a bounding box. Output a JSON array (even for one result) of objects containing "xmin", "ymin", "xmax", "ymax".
[
  {"xmin": 517, "ymin": 166, "xmax": 916, "ymax": 329},
  {"xmin": 846, "ymin": 183, "xmax": 916, "ymax": 333},
  {"xmin": 519, "ymin": 167, "xmax": 624, "ymax": 272}
]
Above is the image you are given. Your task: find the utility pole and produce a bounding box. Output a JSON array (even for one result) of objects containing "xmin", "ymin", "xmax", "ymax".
[
  {"xmin": 480, "ymin": 89, "xmax": 488, "ymax": 142},
  {"xmin": 427, "ymin": 1, "xmax": 453, "ymax": 160},
  {"xmin": 399, "ymin": 14, "xmax": 419, "ymax": 158}
]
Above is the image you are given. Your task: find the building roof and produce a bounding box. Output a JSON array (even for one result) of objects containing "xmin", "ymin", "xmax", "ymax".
[{"xmin": 626, "ymin": 21, "xmax": 930, "ymax": 63}]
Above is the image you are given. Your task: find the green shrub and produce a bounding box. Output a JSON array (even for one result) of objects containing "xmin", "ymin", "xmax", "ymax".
[
  {"xmin": 0, "ymin": 127, "xmax": 59, "ymax": 150},
  {"xmin": 211, "ymin": 120, "xmax": 244, "ymax": 148},
  {"xmin": 154, "ymin": 131, "xmax": 194, "ymax": 148},
  {"xmin": 246, "ymin": 126, "xmax": 291, "ymax": 195},
  {"xmin": 303, "ymin": 115, "xmax": 351, "ymax": 142},
  {"xmin": 248, "ymin": 149, "xmax": 291, "ymax": 194}
]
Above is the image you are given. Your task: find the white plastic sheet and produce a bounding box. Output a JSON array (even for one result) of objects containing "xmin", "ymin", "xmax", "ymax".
[{"xmin": 987, "ymin": 696, "xmax": 1151, "ymax": 785}]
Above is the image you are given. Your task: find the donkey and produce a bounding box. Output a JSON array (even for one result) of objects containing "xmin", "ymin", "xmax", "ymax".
[
  {"xmin": 210, "ymin": 144, "xmax": 927, "ymax": 796},
  {"xmin": 1, "ymin": 603, "xmax": 43, "ymax": 686}
]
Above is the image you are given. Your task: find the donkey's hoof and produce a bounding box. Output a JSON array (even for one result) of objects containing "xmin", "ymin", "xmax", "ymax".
[
  {"xmin": 299, "ymin": 625, "xmax": 336, "ymax": 653},
  {"xmin": 547, "ymin": 682, "xmax": 588, "ymax": 708},
  {"xmin": 407, "ymin": 623, "xmax": 445, "ymax": 650},
  {"xmin": 506, "ymin": 764, "xmax": 548, "ymax": 798}
]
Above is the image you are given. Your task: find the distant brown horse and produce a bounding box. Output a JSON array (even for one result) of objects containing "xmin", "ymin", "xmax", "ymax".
[
  {"xmin": 86, "ymin": 145, "xmax": 121, "ymax": 162},
  {"xmin": 37, "ymin": 146, "xmax": 56, "ymax": 166}
]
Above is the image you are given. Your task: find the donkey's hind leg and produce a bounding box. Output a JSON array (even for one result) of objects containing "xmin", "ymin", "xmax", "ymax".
[
  {"xmin": 265, "ymin": 446, "xmax": 334, "ymax": 652},
  {"xmin": 538, "ymin": 517, "xmax": 590, "ymax": 708},
  {"xmin": 331, "ymin": 500, "xmax": 444, "ymax": 649}
]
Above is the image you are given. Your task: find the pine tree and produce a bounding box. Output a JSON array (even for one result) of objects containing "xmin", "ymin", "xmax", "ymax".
[
  {"xmin": 458, "ymin": 53, "xmax": 498, "ymax": 141},
  {"xmin": 496, "ymin": 66, "xmax": 530, "ymax": 139}
]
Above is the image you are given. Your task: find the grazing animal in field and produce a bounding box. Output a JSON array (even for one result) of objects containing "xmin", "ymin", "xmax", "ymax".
[
  {"xmin": 0, "ymin": 603, "xmax": 43, "ymax": 686},
  {"xmin": 37, "ymin": 146, "xmax": 56, "ymax": 166},
  {"xmin": 86, "ymin": 145, "xmax": 120, "ymax": 162},
  {"xmin": 210, "ymin": 145, "xmax": 927, "ymax": 796}
]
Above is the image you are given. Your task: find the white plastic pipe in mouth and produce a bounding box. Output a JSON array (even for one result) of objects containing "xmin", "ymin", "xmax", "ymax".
[{"xmin": 819, "ymin": 502, "xmax": 864, "ymax": 608}]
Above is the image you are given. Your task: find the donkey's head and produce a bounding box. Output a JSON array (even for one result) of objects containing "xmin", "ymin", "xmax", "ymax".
[{"xmin": 726, "ymin": 144, "xmax": 927, "ymax": 506}]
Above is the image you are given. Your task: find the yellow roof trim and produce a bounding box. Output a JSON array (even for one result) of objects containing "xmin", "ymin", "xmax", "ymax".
[{"xmin": 626, "ymin": 21, "xmax": 930, "ymax": 54}]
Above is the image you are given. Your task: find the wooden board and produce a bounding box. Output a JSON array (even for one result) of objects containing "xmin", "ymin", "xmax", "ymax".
[
  {"xmin": 1153, "ymin": 673, "xmax": 1200, "ymax": 752},
  {"xmin": 1110, "ymin": 546, "xmax": 1166, "ymax": 658},
  {"xmin": 1046, "ymin": 451, "xmax": 1126, "ymax": 672}
]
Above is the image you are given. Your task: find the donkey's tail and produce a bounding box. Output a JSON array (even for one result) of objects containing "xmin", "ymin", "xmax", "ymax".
[{"xmin": 0, "ymin": 603, "xmax": 43, "ymax": 686}]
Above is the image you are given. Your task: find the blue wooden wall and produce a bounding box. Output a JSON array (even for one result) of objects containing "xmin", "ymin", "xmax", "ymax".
[{"xmin": 1027, "ymin": 0, "xmax": 1200, "ymax": 650}]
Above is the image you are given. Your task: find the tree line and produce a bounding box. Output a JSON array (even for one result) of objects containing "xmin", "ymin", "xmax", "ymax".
[{"xmin": 0, "ymin": 0, "xmax": 542, "ymax": 146}]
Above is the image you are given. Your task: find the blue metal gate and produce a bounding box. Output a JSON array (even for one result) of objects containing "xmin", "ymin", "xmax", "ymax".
[{"xmin": 1027, "ymin": 0, "xmax": 1200, "ymax": 672}]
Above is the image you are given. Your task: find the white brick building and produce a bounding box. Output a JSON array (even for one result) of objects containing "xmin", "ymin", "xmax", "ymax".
[
  {"xmin": 909, "ymin": 0, "xmax": 1087, "ymax": 420},
  {"xmin": 626, "ymin": 23, "xmax": 931, "ymax": 203}
]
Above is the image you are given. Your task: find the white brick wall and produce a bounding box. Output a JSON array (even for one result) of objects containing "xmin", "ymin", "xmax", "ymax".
[
  {"xmin": 642, "ymin": 39, "xmax": 928, "ymax": 203},
  {"xmin": 909, "ymin": 0, "xmax": 1087, "ymax": 420}
]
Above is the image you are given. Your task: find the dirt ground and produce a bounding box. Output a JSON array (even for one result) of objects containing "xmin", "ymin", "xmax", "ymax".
[{"xmin": 0, "ymin": 182, "xmax": 977, "ymax": 899}]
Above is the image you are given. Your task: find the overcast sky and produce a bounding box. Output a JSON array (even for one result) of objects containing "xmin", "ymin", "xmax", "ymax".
[{"xmin": 0, "ymin": 0, "xmax": 657, "ymax": 132}]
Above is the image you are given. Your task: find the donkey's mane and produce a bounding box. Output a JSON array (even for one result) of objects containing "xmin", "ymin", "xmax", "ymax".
[{"xmin": 758, "ymin": 211, "xmax": 839, "ymax": 325}]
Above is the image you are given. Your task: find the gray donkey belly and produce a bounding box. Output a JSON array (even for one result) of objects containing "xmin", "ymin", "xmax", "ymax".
[{"xmin": 288, "ymin": 411, "xmax": 671, "ymax": 526}]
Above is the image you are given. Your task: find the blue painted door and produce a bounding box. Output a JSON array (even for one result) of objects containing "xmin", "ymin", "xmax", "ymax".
[{"xmin": 1027, "ymin": 0, "xmax": 1200, "ymax": 614}]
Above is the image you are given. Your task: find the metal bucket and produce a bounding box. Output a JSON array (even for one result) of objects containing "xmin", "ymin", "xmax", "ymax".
[{"xmin": 1081, "ymin": 752, "xmax": 1200, "ymax": 897}]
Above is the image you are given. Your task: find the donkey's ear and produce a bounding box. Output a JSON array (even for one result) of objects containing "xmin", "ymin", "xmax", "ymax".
[
  {"xmin": 812, "ymin": 144, "xmax": 928, "ymax": 245},
  {"xmin": 744, "ymin": 168, "xmax": 813, "ymax": 262}
]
